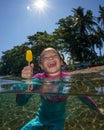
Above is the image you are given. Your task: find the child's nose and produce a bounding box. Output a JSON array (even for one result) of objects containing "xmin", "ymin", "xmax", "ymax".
[{"xmin": 49, "ymin": 55, "xmax": 54, "ymax": 59}]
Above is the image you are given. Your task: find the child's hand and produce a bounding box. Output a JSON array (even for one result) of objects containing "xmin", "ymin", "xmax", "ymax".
[{"xmin": 21, "ymin": 63, "xmax": 34, "ymax": 79}]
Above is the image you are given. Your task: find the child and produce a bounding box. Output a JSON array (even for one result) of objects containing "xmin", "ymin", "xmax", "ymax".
[{"xmin": 16, "ymin": 47, "xmax": 101, "ymax": 130}]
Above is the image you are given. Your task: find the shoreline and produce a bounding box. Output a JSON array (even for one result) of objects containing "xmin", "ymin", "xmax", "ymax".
[{"xmin": 70, "ymin": 65, "xmax": 104, "ymax": 75}]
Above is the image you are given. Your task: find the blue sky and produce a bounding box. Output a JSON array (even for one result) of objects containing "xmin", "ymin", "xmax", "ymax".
[{"xmin": 0, "ymin": 0, "xmax": 104, "ymax": 58}]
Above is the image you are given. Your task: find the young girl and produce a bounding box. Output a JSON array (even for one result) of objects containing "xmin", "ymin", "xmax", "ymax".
[{"xmin": 17, "ymin": 47, "xmax": 101, "ymax": 130}]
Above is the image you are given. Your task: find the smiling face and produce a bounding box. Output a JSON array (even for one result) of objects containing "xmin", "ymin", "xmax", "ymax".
[{"xmin": 39, "ymin": 48, "xmax": 63, "ymax": 76}]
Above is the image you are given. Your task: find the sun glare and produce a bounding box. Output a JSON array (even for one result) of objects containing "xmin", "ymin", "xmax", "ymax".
[
  {"xmin": 33, "ymin": 0, "xmax": 49, "ymax": 13},
  {"xmin": 34, "ymin": 0, "xmax": 46, "ymax": 10},
  {"xmin": 27, "ymin": 0, "xmax": 50, "ymax": 15}
]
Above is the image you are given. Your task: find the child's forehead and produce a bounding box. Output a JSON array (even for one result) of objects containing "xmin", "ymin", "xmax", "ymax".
[{"xmin": 40, "ymin": 49, "xmax": 58, "ymax": 57}]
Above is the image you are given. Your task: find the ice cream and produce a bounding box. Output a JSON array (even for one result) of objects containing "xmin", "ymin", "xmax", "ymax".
[{"xmin": 26, "ymin": 50, "xmax": 33, "ymax": 65}]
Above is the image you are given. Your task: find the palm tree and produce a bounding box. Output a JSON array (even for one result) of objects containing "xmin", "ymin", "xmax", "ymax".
[
  {"xmin": 98, "ymin": 5, "xmax": 104, "ymax": 29},
  {"xmin": 97, "ymin": 5, "xmax": 104, "ymax": 56},
  {"xmin": 72, "ymin": 6, "xmax": 97, "ymax": 61},
  {"xmin": 95, "ymin": 26, "xmax": 104, "ymax": 56},
  {"xmin": 73, "ymin": 6, "xmax": 97, "ymax": 35}
]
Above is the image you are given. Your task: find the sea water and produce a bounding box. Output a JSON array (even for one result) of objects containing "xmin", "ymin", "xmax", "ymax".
[{"xmin": 0, "ymin": 72, "xmax": 104, "ymax": 130}]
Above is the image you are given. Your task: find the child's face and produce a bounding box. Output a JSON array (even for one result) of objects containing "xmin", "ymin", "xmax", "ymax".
[{"xmin": 39, "ymin": 49, "xmax": 63, "ymax": 75}]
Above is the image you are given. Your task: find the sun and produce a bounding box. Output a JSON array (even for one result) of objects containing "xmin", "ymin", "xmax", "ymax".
[
  {"xmin": 26, "ymin": 0, "xmax": 50, "ymax": 15},
  {"xmin": 33, "ymin": 0, "xmax": 49, "ymax": 13},
  {"xmin": 34, "ymin": 0, "xmax": 46, "ymax": 10}
]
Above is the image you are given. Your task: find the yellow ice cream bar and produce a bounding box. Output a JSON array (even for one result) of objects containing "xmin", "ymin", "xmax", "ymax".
[{"xmin": 26, "ymin": 50, "xmax": 33, "ymax": 62}]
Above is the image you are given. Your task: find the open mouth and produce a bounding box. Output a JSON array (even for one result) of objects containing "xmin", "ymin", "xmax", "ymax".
[{"xmin": 48, "ymin": 62, "xmax": 56, "ymax": 68}]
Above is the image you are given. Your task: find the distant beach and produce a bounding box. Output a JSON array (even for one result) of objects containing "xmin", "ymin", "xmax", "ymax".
[{"xmin": 70, "ymin": 65, "xmax": 104, "ymax": 75}]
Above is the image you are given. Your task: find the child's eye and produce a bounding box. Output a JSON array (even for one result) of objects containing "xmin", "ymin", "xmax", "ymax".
[
  {"xmin": 54, "ymin": 54, "xmax": 58, "ymax": 57},
  {"xmin": 43, "ymin": 56, "xmax": 48, "ymax": 60}
]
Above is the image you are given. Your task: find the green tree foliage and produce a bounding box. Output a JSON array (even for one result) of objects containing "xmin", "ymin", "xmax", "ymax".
[
  {"xmin": 96, "ymin": 5, "xmax": 104, "ymax": 56},
  {"xmin": 53, "ymin": 6, "xmax": 99, "ymax": 62},
  {"xmin": 0, "ymin": 45, "xmax": 29, "ymax": 75}
]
